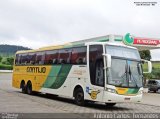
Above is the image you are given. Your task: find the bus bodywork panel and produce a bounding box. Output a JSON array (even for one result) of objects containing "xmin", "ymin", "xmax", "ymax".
[
  {"xmin": 12, "ymin": 65, "xmax": 88, "ymax": 97},
  {"xmin": 12, "ymin": 66, "xmax": 51, "ymax": 91},
  {"xmin": 12, "ymin": 41, "xmax": 146, "ymax": 104},
  {"xmin": 13, "ymin": 64, "xmax": 142, "ymax": 103}
]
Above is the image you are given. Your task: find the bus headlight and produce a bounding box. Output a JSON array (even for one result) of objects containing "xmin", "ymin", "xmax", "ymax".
[{"xmin": 106, "ymin": 88, "xmax": 117, "ymax": 93}]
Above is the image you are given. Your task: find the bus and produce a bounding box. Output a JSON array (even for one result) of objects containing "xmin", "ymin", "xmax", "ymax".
[{"xmin": 12, "ymin": 37, "xmax": 152, "ymax": 106}]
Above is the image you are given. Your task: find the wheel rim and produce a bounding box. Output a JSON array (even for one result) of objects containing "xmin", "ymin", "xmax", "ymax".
[
  {"xmin": 27, "ymin": 84, "xmax": 32, "ymax": 94},
  {"xmin": 22, "ymin": 86, "xmax": 25, "ymax": 92},
  {"xmin": 21, "ymin": 83, "xmax": 25, "ymax": 93},
  {"xmin": 76, "ymin": 92, "xmax": 83, "ymax": 104},
  {"xmin": 28, "ymin": 87, "xmax": 30, "ymax": 94}
]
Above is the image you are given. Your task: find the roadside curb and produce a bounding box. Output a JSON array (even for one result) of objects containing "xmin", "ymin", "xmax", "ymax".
[{"xmin": 0, "ymin": 70, "xmax": 13, "ymax": 73}]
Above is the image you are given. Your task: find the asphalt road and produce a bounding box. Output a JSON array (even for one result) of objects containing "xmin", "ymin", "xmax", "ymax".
[{"xmin": 0, "ymin": 73, "xmax": 160, "ymax": 118}]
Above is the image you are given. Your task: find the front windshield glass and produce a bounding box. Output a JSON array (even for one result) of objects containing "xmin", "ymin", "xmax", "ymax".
[
  {"xmin": 106, "ymin": 45, "xmax": 143, "ymax": 88},
  {"xmin": 128, "ymin": 61, "xmax": 143, "ymax": 87},
  {"xmin": 108, "ymin": 58, "xmax": 143, "ymax": 88},
  {"xmin": 108, "ymin": 59, "xmax": 128, "ymax": 87},
  {"xmin": 106, "ymin": 45, "xmax": 140, "ymax": 60}
]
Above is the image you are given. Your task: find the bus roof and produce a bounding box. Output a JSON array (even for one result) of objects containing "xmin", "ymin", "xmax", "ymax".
[
  {"xmin": 85, "ymin": 42, "xmax": 137, "ymax": 50},
  {"xmin": 16, "ymin": 42, "xmax": 136, "ymax": 54},
  {"xmin": 16, "ymin": 34, "xmax": 137, "ymax": 54}
]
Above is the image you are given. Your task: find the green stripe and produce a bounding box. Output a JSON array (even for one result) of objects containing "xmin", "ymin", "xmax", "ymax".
[
  {"xmin": 98, "ymin": 38, "xmax": 109, "ymax": 42},
  {"xmin": 43, "ymin": 65, "xmax": 62, "ymax": 88},
  {"xmin": 127, "ymin": 88, "xmax": 139, "ymax": 94},
  {"xmin": 50, "ymin": 65, "xmax": 72, "ymax": 89},
  {"xmin": 43, "ymin": 65, "xmax": 72, "ymax": 89},
  {"xmin": 115, "ymin": 39, "xmax": 122, "ymax": 41}
]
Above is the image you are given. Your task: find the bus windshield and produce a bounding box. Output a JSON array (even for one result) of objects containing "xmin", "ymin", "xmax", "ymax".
[
  {"xmin": 106, "ymin": 45, "xmax": 140, "ymax": 60},
  {"xmin": 107, "ymin": 58, "xmax": 143, "ymax": 88},
  {"xmin": 105, "ymin": 45, "xmax": 143, "ymax": 88}
]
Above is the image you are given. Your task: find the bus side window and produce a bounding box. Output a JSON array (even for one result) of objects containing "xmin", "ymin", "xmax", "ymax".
[
  {"xmin": 45, "ymin": 50, "xmax": 58, "ymax": 65},
  {"xmin": 15, "ymin": 54, "xmax": 20, "ymax": 65},
  {"xmin": 58, "ymin": 49, "xmax": 71, "ymax": 64},
  {"xmin": 20, "ymin": 53, "xmax": 28, "ymax": 65},
  {"xmin": 89, "ymin": 45, "xmax": 104, "ymax": 87},
  {"xmin": 35, "ymin": 52, "xmax": 45, "ymax": 65},
  {"xmin": 28, "ymin": 53, "xmax": 36, "ymax": 65},
  {"xmin": 71, "ymin": 47, "xmax": 87, "ymax": 64}
]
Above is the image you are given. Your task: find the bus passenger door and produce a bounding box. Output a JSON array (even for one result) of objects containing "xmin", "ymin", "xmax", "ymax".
[{"xmin": 87, "ymin": 45, "xmax": 104, "ymax": 102}]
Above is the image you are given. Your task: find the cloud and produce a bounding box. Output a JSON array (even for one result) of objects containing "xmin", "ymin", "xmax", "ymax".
[{"xmin": 0, "ymin": 0, "xmax": 160, "ymax": 60}]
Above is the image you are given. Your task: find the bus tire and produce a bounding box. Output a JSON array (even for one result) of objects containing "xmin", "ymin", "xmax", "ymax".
[
  {"xmin": 105, "ymin": 103, "xmax": 116, "ymax": 107},
  {"xmin": 26, "ymin": 81, "xmax": 32, "ymax": 95},
  {"xmin": 74, "ymin": 88, "xmax": 85, "ymax": 106},
  {"xmin": 20, "ymin": 81, "xmax": 26, "ymax": 94}
]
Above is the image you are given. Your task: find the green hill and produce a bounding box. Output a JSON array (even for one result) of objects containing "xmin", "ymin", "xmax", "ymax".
[
  {"xmin": 0, "ymin": 44, "xmax": 31, "ymax": 57},
  {"xmin": 0, "ymin": 44, "xmax": 31, "ymax": 70}
]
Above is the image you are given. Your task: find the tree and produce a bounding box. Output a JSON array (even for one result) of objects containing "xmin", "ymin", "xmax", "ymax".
[
  {"xmin": 0, "ymin": 56, "xmax": 2, "ymax": 62},
  {"xmin": 139, "ymin": 50, "xmax": 151, "ymax": 60},
  {"xmin": 139, "ymin": 50, "xmax": 152, "ymax": 86},
  {"xmin": 6, "ymin": 57, "xmax": 14, "ymax": 65}
]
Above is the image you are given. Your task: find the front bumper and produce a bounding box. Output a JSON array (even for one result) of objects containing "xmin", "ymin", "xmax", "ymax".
[{"xmin": 102, "ymin": 91, "xmax": 142, "ymax": 103}]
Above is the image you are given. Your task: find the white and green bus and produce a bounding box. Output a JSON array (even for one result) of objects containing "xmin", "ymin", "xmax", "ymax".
[{"xmin": 12, "ymin": 36, "xmax": 152, "ymax": 106}]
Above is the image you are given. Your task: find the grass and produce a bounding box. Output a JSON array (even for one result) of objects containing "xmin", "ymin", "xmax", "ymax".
[
  {"xmin": 152, "ymin": 62, "xmax": 160, "ymax": 69},
  {"xmin": 0, "ymin": 56, "xmax": 14, "ymax": 70},
  {"xmin": 142, "ymin": 62, "xmax": 160, "ymax": 79},
  {"xmin": 142, "ymin": 62, "xmax": 160, "ymax": 71},
  {"xmin": 0, "ymin": 63, "xmax": 13, "ymax": 70},
  {"xmin": 142, "ymin": 63, "xmax": 149, "ymax": 72}
]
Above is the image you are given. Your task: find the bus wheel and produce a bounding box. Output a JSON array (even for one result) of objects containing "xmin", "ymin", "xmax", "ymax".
[
  {"xmin": 21, "ymin": 81, "xmax": 26, "ymax": 94},
  {"xmin": 105, "ymin": 103, "xmax": 116, "ymax": 107},
  {"xmin": 26, "ymin": 82, "xmax": 32, "ymax": 95},
  {"xmin": 74, "ymin": 88, "xmax": 84, "ymax": 106}
]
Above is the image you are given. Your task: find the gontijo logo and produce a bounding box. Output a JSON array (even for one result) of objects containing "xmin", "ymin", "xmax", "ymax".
[{"xmin": 27, "ymin": 67, "xmax": 46, "ymax": 73}]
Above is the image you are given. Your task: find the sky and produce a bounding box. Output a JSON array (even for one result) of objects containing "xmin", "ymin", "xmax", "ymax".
[{"xmin": 0, "ymin": 0, "xmax": 160, "ymax": 60}]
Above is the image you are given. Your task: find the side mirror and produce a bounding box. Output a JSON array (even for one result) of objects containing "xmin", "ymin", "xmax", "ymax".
[
  {"xmin": 141, "ymin": 59, "xmax": 152, "ymax": 73},
  {"xmin": 137, "ymin": 63, "xmax": 143, "ymax": 75},
  {"xmin": 103, "ymin": 54, "xmax": 111, "ymax": 68}
]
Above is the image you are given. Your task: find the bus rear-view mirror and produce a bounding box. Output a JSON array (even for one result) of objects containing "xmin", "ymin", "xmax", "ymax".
[
  {"xmin": 103, "ymin": 54, "xmax": 111, "ymax": 68},
  {"xmin": 141, "ymin": 59, "xmax": 152, "ymax": 73}
]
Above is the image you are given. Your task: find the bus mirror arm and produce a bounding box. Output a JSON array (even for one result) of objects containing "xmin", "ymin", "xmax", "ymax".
[
  {"xmin": 141, "ymin": 59, "xmax": 152, "ymax": 73},
  {"xmin": 103, "ymin": 54, "xmax": 111, "ymax": 68}
]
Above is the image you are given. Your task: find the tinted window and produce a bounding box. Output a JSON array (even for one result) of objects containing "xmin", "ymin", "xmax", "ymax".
[
  {"xmin": 71, "ymin": 47, "xmax": 86, "ymax": 64},
  {"xmin": 27, "ymin": 53, "xmax": 36, "ymax": 65},
  {"xmin": 20, "ymin": 53, "xmax": 28, "ymax": 65},
  {"xmin": 89, "ymin": 45, "xmax": 104, "ymax": 86},
  {"xmin": 45, "ymin": 50, "xmax": 58, "ymax": 64},
  {"xmin": 15, "ymin": 54, "xmax": 21, "ymax": 65},
  {"xmin": 148, "ymin": 80, "xmax": 157, "ymax": 85},
  {"xmin": 35, "ymin": 52, "xmax": 45, "ymax": 65},
  {"xmin": 58, "ymin": 49, "xmax": 71, "ymax": 64}
]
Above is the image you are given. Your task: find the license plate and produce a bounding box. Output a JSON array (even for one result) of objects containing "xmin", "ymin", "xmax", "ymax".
[{"xmin": 124, "ymin": 98, "xmax": 130, "ymax": 100}]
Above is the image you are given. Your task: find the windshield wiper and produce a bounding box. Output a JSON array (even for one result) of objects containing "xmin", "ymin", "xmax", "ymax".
[
  {"xmin": 128, "ymin": 66, "xmax": 138, "ymax": 88},
  {"xmin": 119, "ymin": 64, "xmax": 128, "ymax": 86}
]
